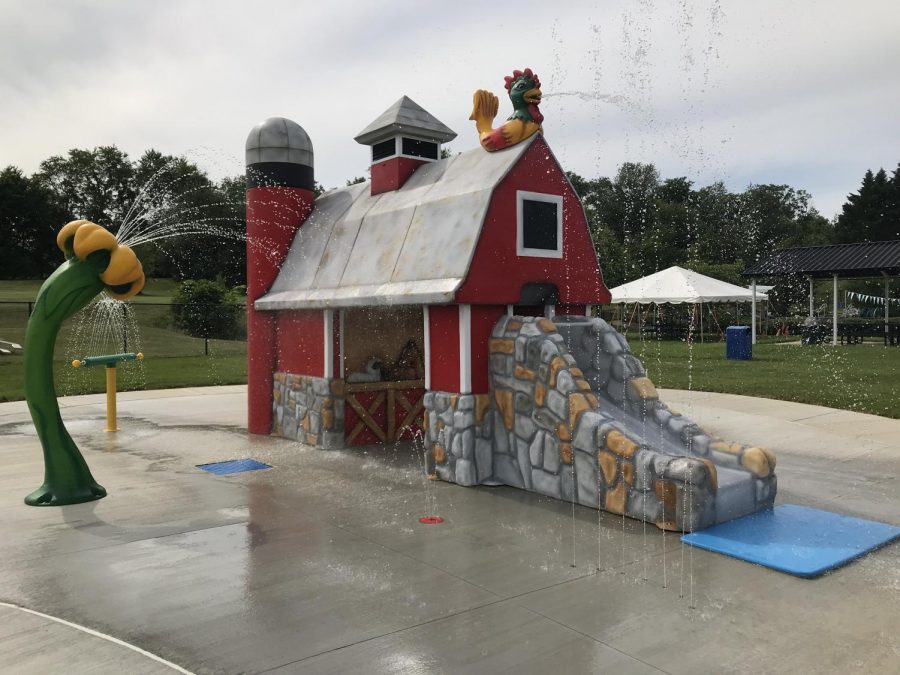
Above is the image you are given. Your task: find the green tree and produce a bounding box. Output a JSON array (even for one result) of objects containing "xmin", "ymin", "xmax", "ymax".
[
  {"xmin": 171, "ymin": 279, "xmax": 242, "ymax": 340},
  {"xmin": 0, "ymin": 167, "xmax": 69, "ymax": 278},
  {"xmin": 835, "ymin": 168, "xmax": 897, "ymax": 242},
  {"xmin": 36, "ymin": 146, "xmax": 136, "ymax": 229}
]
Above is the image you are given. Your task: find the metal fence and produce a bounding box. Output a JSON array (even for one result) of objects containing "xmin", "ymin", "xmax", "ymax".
[{"xmin": 0, "ymin": 301, "xmax": 247, "ymax": 360}]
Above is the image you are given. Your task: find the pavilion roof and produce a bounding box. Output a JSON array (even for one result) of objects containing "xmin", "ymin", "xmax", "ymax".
[{"xmin": 742, "ymin": 240, "xmax": 900, "ymax": 278}]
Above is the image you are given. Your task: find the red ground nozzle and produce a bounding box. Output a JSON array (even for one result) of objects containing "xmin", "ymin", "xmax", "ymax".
[{"xmin": 419, "ymin": 516, "xmax": 444, "ymax": 524}]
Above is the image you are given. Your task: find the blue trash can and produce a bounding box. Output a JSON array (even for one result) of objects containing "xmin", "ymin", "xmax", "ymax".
[{"xmin": 725, "ymin": 326, "xmax": 752, "ymax": 360}]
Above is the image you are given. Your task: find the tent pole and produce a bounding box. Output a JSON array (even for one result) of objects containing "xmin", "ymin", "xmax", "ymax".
[
  {"xmin": 700, "ymin": 302, "xmax": 704, "ymax": 343},
  {"xmin": 832, "ymin": 274, "xmax": 838, "ymax": 346},
  {"xmin": 751, "ymin": 279, "xmax": 757, "ymax": 345}
]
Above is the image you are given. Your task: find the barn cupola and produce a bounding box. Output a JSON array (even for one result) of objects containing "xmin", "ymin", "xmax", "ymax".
[{"xmin": 354, "ymin": 96, "xmax": 457, "ymax": 196}]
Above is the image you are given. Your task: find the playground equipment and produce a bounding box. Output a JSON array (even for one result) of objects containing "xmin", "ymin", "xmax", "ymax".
[
  {"xmin": 24, "ymin": 220, "xmax": 144, "ymax": 506},
  {"xmin": 245, "ymin": 67, "xmax": 778, "ymax": 530},
  {"xmin": 72, "ymin": 352, "xmax": 144, "ymax": 432}
]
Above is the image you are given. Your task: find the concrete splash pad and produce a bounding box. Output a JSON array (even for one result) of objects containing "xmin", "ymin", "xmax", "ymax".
[{"xmin": 0, "ymin": 386, "xmax": 897, "ymax": 673}]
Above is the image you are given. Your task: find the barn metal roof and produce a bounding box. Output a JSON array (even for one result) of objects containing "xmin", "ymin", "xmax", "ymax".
[
  {"xmin": 354, "ymin": 96, "xmax": 457, "ymax": 145},
  {"xmin": 742, "ymin": 240, "xmax": 900, "ymax": 278},
  {"xmin": 255, "ymin": 136, "xmax": 536, "ymax": 310}
]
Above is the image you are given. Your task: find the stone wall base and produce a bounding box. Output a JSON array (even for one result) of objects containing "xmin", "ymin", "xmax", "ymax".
[{"xmin": 272, "ymin": 372, "xmax": 345, "ymax": 449}]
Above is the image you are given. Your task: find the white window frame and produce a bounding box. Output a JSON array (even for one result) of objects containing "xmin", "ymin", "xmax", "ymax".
[{"xmin": 516, "ymin": 190, "xmax": 563, "ymax": 259}]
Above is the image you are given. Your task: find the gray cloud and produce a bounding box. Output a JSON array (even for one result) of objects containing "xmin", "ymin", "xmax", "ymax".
[{"xmin": 1, "ymin": 0, "xmax": 897, "ymax": 219}]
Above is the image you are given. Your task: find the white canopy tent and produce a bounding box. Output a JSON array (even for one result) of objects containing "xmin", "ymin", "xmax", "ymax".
[{"xmin": 608, "ymin": 266, "xmax": 768, "ymax": 341}]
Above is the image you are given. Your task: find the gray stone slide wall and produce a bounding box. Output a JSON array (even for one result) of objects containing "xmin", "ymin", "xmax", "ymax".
[{"xmin": 424, "ymin": 315, "xmax": 776, "ymax": 531}]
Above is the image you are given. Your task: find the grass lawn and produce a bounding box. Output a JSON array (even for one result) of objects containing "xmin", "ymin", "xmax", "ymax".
[
  {"xmin": 0, "ymin": 278, "xmax": 179, "ymax": 303},
  {"xmin": 0, "ymin": 353, "xmax": 246, "ymax": 402},
  {"xmin": 1, "ymin": 278, "xmax": 246, "ymax": 402},
  {"xmin": 629, "ymin": 336, "xmax": 900, "ymax": 419}
]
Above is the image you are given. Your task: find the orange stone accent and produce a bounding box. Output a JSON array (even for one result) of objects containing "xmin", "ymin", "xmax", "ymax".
[
  {"xmin": 741, "ymin": 447, "xmax": 771, "ymax": 477},
  {"xmin": 302, "ymin": 416, "xmax": 311, "ymax": 432},
  {"xmin": 306, "ymin": 433, "xmax": 317, "ymax": 445},
  {"xmin": 436, "ymin": 418, "xmax": 445, "ymax": 431},
  {"xmin": 560, "ymin": 442, "xmax": 573, "ymax": 465},
  {"xmin": 622, "ymin": 462, "xmax": 635, "ymax": 485},
  {"xmin": 698, "ymin": 458, "xmax": 718, "ymax": 493},
  {"xmin": 569, "ymin": 367, "xmax": 584, "ymax": 378},
  {"xmin": 330, "ymin": 379, "xmax": 345, "ymax": 396},
  {"xmin": 423, "ymin": 413, "xmax": 429, "ymax": 431},
  {"xmin": 475, "ymin": 394, "xmax": 491, "ymax": 424},
  {"xmin": 598, "ymin": 451, "xmax": 617, "ymax": 484},
  {"xmin": 710, "ymin": 441, "xmax": 742, "ymax": 455},
  {"xmin": 274, "ymin": 372, "xmax": 285, "ymax": 383},
  {"xmin": 274, "ymin": 390, "xmax": 282, "ymax": 404},
  {"xmin": 568, "ymin": 393, "xmax": 592, "ymax": 430},
  {"xmin": 450, "ymin": 394, "xmax": 459, "ymax": 409},
  {"xmin": 322, "ymin": 409, "xmax": 334, "ymax": 431},
  {"xmin": 655, "ymin": 479, "xmax": 678, "ymax": 526},
  {"xmin": 534, "ymin": 382, "xmax": 546, "ymax": 407},
  {"xmin": 494, "ymin": 389, "xmax": 514, "ymax": 430},
  {"xmin": 605, "ymin": 482, "xmax": 627, "ymax": 514},
  {"xmin": 489, "ymin": 338, "xmax": 515, "ymax": 354},
  {"xmin": 515, "ymin": 365, "xmax": 536, "ymax": 380},
  {"xmin": 537, "ymin": 318, "xmax": 557, "ymax": 333},
  {"xmin": 433, "ymin": 444, "xmax": 446, "ymax": 464},
  {"xmin": 549, "ymin": 356, "xmax": 566, "ymax": 387},
  {"xmin": 606, "ymin": 430, "xmax": 639, "ymax": 458},
  {"xmin": 628, "ymin": 377, "xmax": 658, "ymax": 400},
  {"xmin": 576, "ymin": 379, "xmax": 592, "ymax": 391},
  {"xmin": 506, "ymin": 320, "xmax": 522, "ymax": 331},
  {"xmin": 558, "ymin": 423, "xmax": 572, "ymax": 442},
  {"xmin": 586, "ymin": 394, "xmax": 600, "ymax": 408}
]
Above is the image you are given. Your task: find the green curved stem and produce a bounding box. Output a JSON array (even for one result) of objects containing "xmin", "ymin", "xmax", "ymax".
[{"xmin": 24, "ymin": 258, "xmax": 108, "ymax": 506}]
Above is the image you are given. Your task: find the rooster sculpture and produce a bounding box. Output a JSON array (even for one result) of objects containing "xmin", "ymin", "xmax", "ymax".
[{"xmin": 469, "ymin": 68, "xmax": 543, "ymax": 152}]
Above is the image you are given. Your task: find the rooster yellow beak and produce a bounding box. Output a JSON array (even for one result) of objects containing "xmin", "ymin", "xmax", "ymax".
[{"xmin": 524, "ymin": 88, "xmax": 542, "ymax": 104}]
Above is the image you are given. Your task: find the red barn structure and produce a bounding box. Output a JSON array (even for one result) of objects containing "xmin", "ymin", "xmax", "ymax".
[
  {"xmin": 244, "ymin": 93, "xmax": 777, "ymax": 531},
  {"xmin": 245, "ymin": 97, "xmax": 609, "ymax": 448}
]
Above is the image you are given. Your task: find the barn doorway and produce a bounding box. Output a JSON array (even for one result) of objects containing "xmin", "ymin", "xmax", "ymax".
[{"xmin": 341, "ymin": 306, "xmax": 426, "ymax": 446}]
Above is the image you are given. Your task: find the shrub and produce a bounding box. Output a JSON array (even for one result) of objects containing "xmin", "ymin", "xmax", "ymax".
[{"xmin": 172, "ymin": 279, "xmax": 242, "ymax": 340}]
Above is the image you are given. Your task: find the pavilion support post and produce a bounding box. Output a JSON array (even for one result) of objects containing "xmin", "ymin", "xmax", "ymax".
[
  {"xmin": 884, "ymin": 273, "xmax": 890, "ymax": 346},
  {"xmin": 832, "ymin": 273, "xmax": 838, "ymax": 346},
  {"xmin": 809, "ymin": 276, "xmax": 814, "ymax": 319},
  {"xmin": 751, "ymin": 279, "xmax": 757, "ymax": 345}
]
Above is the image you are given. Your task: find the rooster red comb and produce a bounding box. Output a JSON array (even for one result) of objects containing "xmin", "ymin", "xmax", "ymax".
[{"xmin": 504, "ymin": 68, "xmax": 541, "ymax": 92}]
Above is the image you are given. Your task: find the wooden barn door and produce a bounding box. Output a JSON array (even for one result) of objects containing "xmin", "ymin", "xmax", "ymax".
[{"xmin": 344, "ymin": 380, "xmax": 425, "ymax": 445}]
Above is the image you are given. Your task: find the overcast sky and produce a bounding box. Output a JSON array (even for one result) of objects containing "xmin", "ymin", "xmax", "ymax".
[{"xmin": 1, "ymin": 0, "xmax": 898, "ymax": 219}]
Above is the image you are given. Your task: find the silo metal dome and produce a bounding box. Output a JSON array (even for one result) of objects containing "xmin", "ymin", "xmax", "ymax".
[{"xmin": 245, "ymin": 117, "xmax": 313, "ymax": 167}]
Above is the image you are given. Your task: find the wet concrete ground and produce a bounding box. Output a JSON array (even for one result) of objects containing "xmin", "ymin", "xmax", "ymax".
[{"xmin": 0, "ymin": 385, "xmax": 898, "ymax": 674}]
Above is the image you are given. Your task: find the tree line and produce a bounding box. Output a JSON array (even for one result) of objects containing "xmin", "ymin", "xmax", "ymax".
[
  {"xmin": 2, "ymin": 145, "xmax": 898, "ymax": 291},
  {"xmin": 568, "ymin": 162, "xmax": 900, "ymax": 289},
  {"xmin": 0, "ymin": 147, "xmax": 246, "ymax": 283}
]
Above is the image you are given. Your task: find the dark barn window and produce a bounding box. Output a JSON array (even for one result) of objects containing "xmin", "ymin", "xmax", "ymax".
[
  {"xmin": 521, "ymin": 199, "xmax": 559, "ymax": 251},
  {"xmin": 401, "ymin": 137, "xmax": 439, "ymax": 160},
  {"xmin": 372, "ymin": 139, "xmax": 396, "ymax": 162}
]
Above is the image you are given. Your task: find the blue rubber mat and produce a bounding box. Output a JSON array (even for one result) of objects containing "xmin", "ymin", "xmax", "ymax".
[
  {"xmin": 197, "ymin": 459, "xmax": 272, "ymax": 475},
  {"xmin": 682, "ymin": 504, "xmax": 900, "ymax": 578}
]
